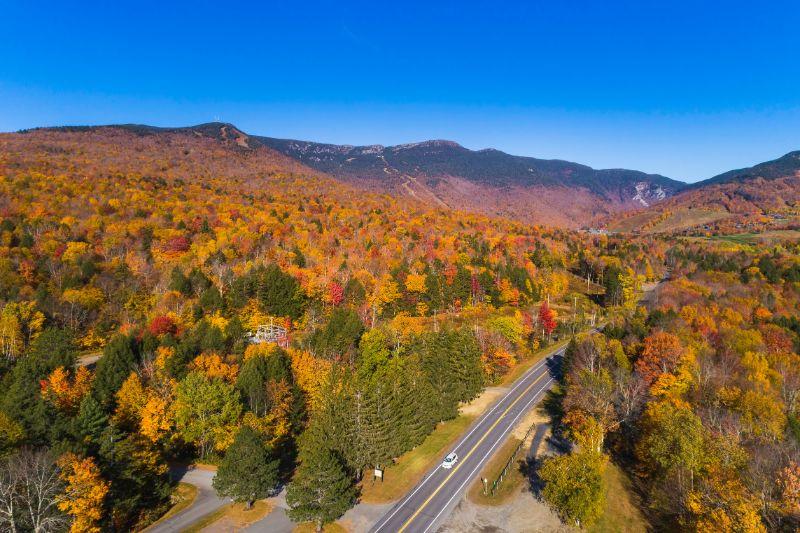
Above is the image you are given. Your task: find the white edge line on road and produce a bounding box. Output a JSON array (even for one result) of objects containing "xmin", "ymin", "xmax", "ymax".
[
  {"xmin": 372, "ymin": 348, "xmax": 562, "ymax": 533},
  {"xmin": 420, "ymin": 378, "xmax": 554, "ymax": 533}
]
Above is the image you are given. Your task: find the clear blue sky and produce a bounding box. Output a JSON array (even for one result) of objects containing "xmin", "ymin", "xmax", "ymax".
[{"xmin": 2, "ymin": 1, "xmax": 799, "ymax": 182}]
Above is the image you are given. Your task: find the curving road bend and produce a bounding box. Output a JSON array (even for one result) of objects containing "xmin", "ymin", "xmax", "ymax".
[
  {"xmin": 370, "ymin": 345, "xmax": 564, "ymax": 533},
  {"xmin": 146, "ymin": 467, "xmax": 230, "ymax": 533}
]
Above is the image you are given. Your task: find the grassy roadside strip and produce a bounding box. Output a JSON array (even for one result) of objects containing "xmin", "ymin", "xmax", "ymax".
[
  {"xmin": 466, "ymin": 436, "xmax": 526, "ymax": 506},
  {"xmin": 359, "ymin": 414, "xmax": 476, "ymax": 503},
  {"xmin": 294, "ymin": 522, "xmax": 348, "ymax": 532},
  {"xmin": 180, "ymin": 504, "xmax": 231, "ymax": 533}
]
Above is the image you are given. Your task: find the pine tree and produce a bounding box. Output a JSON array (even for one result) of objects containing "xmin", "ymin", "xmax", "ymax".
[
  {"xmin": 93, "ymin": 334, "xmax": 138, "ymax": 406},
  {"xmin": 286, "ymin": 427, "xmax": 357, "ymax": 532},
  {"xmin": 418, "ymin": 330, "xmax": 483, "ymax": 422},
  {"xmin": 97, "ymin": 432, "xmax": 171, "ymax": 530},
  {"xmin": 312, "ymin": 368, "xmax": 356, "ymax": 470},
  {"xmin": 256, "ymin": 264, "xmax": 306, "ymax": 319},
  {"xmin": 236, "ymin": 353, "xmax": 272, "ymax": 416},
  {"xmin": 75, "ymin": 395, "xmax": 108, "ymax": 443},
  {"xmin": 355, "ymin": 376, "xmax": 402, "ymax": 470},
  {"xmin": 213, "ymin": 427, "xmax": 279, "ymax": 508},
  {"xmin": 309, "ymin": 307, "xmax": 364, "ymax": 360},
  {"xmin": 603, "ymin": 265, "xmax": 623, "ymax": 307},
  {"xmin": 168, "ymin": 266, "xmax": 192, "ymax": 296},
  {"xmin": 450, "ymin": 330, "xmax": 484, "ymax": 402},
  {"xmin": 396, "ymin": 367, "xmax": 435, "ymax": 451}
]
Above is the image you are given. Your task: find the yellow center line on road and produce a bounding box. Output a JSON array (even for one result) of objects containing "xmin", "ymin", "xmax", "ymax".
[{"xmin": 397, "ymin": 369, "xmax": 549, "ymax": 532}]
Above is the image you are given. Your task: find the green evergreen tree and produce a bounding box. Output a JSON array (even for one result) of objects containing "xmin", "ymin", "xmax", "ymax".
[
  {"xmin": 603, "ymin": 265, "xmax": 623, "ymax": 307},
  {"xmin": 449, "ymin": 265, "xmax": 472, "ymax": 305},
  {"xmin": 98, "ymin": 431, "xmax": 171, "ymax": 530},
  {"xmin": 286, "ymin": 427, "xmax": 357, "ymax": 532},
  {"xmin": 352, "ymin": 375, "xmax": 403, "ymax": 471},
  {"xmin": 213, "ymin": 427, "xmax": 280, "ymax": 508},
  {"xmin": 93, "ymin": 334, "xmax": 138, "ymax": 406},
  {"xmin": 0, "ymin": 328, "xmax": 76, "ymax": 444},
  {"xmin": 449, "ymin": 330, "xmax": 484, "ymax": 402},
  {"xmin": 415, "ymin": 330, "xmax": 483, "ymax": 422},
  {"xmin": 308, "ymin": 307, "xmax": 364, "ymax": 360},
  {"xmin": 422, "ymin": 270, "xmax": 444, "ymax": 314},
  {"xmin": 236, "ymin": 348, "xmax": 304, "ymax": 426},
  {"xmin": 236, "ymin": 354, "xmax": 272, "ymax": 416},
  {"xmin": 395, "ymin": 366, "xmax": 436, "ymax": 451},
  {"xmin": 75, "ymin": 394, "xmax": 109, "ymax": 443},
  {"xmin": 292, "ymin": 245, "xmax": 306, "ymax": 268},
  {"xmin": 343, "ymin": 278, "xmax": 366, "ymax": 307},
  {"xmin": 168, "ymin": 266, "xmax": 192, "ymax": 295},
  {"xmin": 257, "ymin": 264, "xmax": 306, "ymax": 319},
  {"xmin": 224, "ymin": 316, "xmax": 247, "ymax": 355},
  {"xmin": 310, "ymin": 368, "xmax": 356, "ymax": 469},
  {"xmin": 199, "ymin": 286, "xmax": 224, "ymax": 312}
]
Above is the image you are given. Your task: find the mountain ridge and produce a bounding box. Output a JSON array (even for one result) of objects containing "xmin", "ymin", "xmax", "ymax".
[
  {"xmin": 24, "ymin": 121, "xmax": 684, "ymax": 193},
  {"xmin": 17, "ymin": 122, "xmax": 800, "ymax": 233},
  {"xmin": 17, "ymin": 121, "xmax": 689, "ymax": 227},
  {"xmin": 693, "ymin": 150, "xmax": 800, "ymax": 188},
  {"xmin": 252, "ymin": 132, "xmax": 685, "ymax": 193}
]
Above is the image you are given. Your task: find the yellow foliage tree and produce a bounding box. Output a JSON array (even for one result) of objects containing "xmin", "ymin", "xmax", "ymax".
[
  {"xmin": 139, "ymin": 394, "xmax": 174, "ymax": 444},
  {"xmin": 57, "ymin": 453, "xmax": 110, "ymax": 533},
  {"xmin": 405, "ymin": 272, "xmax": 427, "ymax": 293},
  {"xmin": 288, "ymin": 348, "xmax": 331, "ymax": 412},
  {"xmin": 190, "ymin": 353, "xmax": 239, "ymax": 383},
  {"xmin": 113, "ymin": 372, "xmax": 146, "ymax": 428}
]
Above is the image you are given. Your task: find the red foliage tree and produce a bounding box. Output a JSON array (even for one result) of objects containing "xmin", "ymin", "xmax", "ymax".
[
  {"xmin": 539, "ymin": 301, "xmax": 557, "ymax": 337},
  {"xmin": 148, "ymin": 315, "xmax": 177, "ymax": 337},
  {"xmin": 328, "ymin": 281, "xmax": 344, "ymax": 307},
  {"xmin": 166, "ymin": 236, "xmax": 191, "ymax": 253}
]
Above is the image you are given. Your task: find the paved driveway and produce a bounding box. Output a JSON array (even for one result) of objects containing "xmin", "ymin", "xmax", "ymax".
[{"xmin": 146, "ymin": 467, "xmax": 230, "ymax": 533}]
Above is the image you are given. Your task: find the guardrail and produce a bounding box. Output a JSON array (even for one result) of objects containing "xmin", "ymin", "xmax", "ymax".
[{"xmin": 486, "ymin": 423, "xmax": 536, "ymax": 496}]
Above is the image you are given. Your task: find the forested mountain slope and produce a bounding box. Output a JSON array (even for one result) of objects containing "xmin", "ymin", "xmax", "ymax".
[
  {"xmin": 257, "ymin": 132, "xmax": 684, "ymax": 227},
  {"xmin": 33, "ymin": 122, "xmax": 685, "ymax": 227},
  {"xmin": 609, "ymin": 150, "xmax": 800, "ymax": 234}
]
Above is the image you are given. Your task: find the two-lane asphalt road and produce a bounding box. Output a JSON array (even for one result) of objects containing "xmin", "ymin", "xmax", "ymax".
[{"xmin": 370, "ymin": 345, "xmax": 564, "ymax": 533}]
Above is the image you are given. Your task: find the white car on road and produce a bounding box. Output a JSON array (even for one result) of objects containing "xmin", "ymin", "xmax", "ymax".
[{"xmin": 441, "ymin": 452, "xmax": 458, "ymax": 469}]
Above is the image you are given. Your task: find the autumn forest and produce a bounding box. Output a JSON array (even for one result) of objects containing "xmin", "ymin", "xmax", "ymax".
[{"xmin": 1, "ymin": 125, "xmax": 799, "ymax": 532}]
